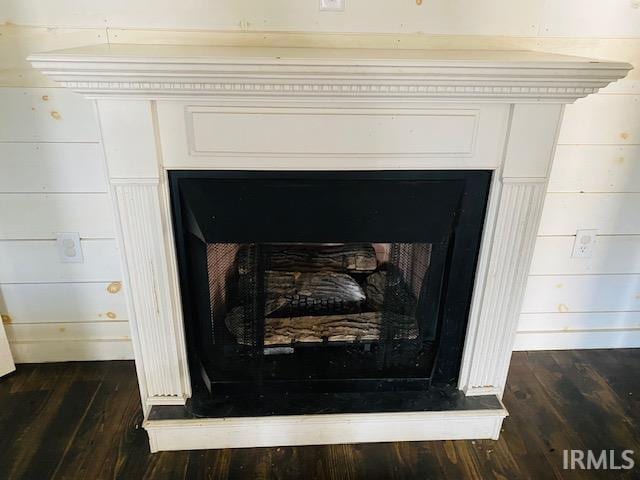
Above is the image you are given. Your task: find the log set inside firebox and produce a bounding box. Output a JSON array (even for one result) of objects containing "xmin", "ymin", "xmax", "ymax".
[{"xmin": 225, "ymin": 243, "xmax": 421, "ymax": 346}]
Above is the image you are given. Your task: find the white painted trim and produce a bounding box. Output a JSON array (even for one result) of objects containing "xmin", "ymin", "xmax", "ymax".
[
  {"xmin": 457, "ymin": 163, "xmax": 504, "ymax": 394},
  {"xmin": 513, "ymin": 329, "xmax": 640, "ymax": 351},
  {"xmin": 109, "ymin": 177, "xmax": 160, "ymax": 185},
  {"xmin": 463, "ymin": 179, "xmax": 548, "ymax": 398},
  {"xmin": 112, "ymin": 182, "xmax": 191, "ymax": 404},
  {"xmin": 8, "ymin": 338, "xmax": 133, "ymax": 363},
  {"xmin": 0, "ymin": 322, "xmax": 16, "ymax": 377},
  {"xmin": 146, "ymin": 395, "xmax": 191, "ymax": 406},
  {"xmin": 461, "ymin": 105, "xmax": 565, "ymax": 398},
  {"xmin": 144, "ymin": 408, "xmax": 508, "ymax": 452},
  {"xmin": 28, "ymin": 44, "xmax": 631, "ymax": 103}
]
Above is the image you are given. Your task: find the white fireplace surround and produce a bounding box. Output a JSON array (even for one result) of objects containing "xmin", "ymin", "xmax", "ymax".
[{"xmin": 30, "ymin": 44, "xmax": 630, "ymax": 452}]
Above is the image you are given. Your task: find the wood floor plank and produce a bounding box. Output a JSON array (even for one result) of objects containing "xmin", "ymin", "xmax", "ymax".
[
  {"xmin": 184, "ymin": 449, "xmax": 231, "ymax": 479},
  {"xmin": 19, "ymin": 380, "xmax": 100, "ymax": 480},
  {"xmin": 53, "ymin": 362, "xmax": 133, "ymax": 479},
  {"xmin": 2, "ymin": 365, "xmax": 35, "ymax": 394},
  {"xmin": 392, "ymin": 441, "xmax": 451, "ymax": 479},
  {"xmin": 337, "ymin": 443, "xmax": 394, "ymax": 479},
  {"xmin": 501, "ymin": 359, "xmax": 587, "ymax": 480},
  {"xmin": 0, "ymin": 390, "xmax": 50, "ymax": 478},
  {"xmin": 108, "ymin": 388, "xmax": 156, "ymax": 479},
  {"xmin": 1, "ymin": 365, "xmax": 78, "ymax": 479},
  {"xmin": 576, "ymin": 349, "xmax": 640, "ymax": 427},
  {"xmin": 226, "ymin": 444, "xmax": 275, "ymax": 480},
  {"xmin": 529, "ymin": 351, "xmax": 640, "ymax": 454},
  {"xmin": 0, "ymin": 350, "xmax": 638, "ymax": 479}
]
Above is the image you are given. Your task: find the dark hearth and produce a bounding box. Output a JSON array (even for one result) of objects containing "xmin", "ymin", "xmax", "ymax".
[{"xmin": 169, "ymin": 171, "xmax": 490, "ymax": 412}]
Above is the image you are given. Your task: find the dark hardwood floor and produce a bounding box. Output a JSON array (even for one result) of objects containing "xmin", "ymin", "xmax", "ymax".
[{"xmin": 0, "ymin": 349, "xmax": 638, "ymax": 479}]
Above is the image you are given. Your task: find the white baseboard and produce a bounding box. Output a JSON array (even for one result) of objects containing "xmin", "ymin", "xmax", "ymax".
[
  {"xmin": 9, "ymin": 339, "xmax": 134, "ymax": 363},
  {"xmin": 513, "ymin": 329, "xmax": 640, "ymax": 351},
  {"xmin": 144, "ymin": 408, "xmax": 507, "ymax": 452}
]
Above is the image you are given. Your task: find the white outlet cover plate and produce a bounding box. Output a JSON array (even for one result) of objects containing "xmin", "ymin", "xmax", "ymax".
[
  {"xmin": 320, "ymin": 0, "xmax": 344, "ymax": 11},
  {"xmin": 571, "ymin": 229, "xmax": 598, "ymax": 258},
  {"xmin": 55, "ymin": 232, "xmax": 84, "ymax": 263}
]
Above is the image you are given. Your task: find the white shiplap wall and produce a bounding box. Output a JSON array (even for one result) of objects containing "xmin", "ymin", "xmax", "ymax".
[
  {"xmin": 515, "ymin": 83, "xmax": 640, "ymax": 350},
  {"xmin": 0, "ymin": 88, "xmax": 132, "ymax": 362},
  {"xmin": 0, "ymin": 0, "xmax": 639, "ymax": 361}
]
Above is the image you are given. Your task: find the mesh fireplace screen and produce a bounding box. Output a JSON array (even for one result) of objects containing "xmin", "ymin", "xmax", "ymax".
[
  {"xmin": 170, "ymin": 170, "xmax": 492, "ymax": 391},
  {"xmin": 207, "ymin": 242, "xmax": 433, "ymax": 351}
]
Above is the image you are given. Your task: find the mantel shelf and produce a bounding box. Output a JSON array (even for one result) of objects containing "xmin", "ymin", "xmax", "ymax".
[{"xmin": 29, "ymin": 44, "xmax": 632, "ymax": 102}]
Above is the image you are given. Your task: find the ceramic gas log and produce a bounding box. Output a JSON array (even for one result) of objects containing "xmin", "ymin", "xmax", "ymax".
[
  {"xmin": 238, "ymin": 243, "xmax": 378, "ymax": 274},
  {"xmin": 226, "ymin": 309, "xmax": 419, "ymax": 345},
  {"xmin": 261, "ymin": 270, "xmax": 368, "ymax": 317},
  {"xmin": 224, "ymin": 242, "xmax": 421, "ymax": 345}
]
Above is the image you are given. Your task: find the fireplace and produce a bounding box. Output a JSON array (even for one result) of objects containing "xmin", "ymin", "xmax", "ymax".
[
  {"xmin": 170, "ymin": 171, "xmax": 490, "ymax": 408},
  {"xmin": 29, "ymin": 44, "xmax": 630, "ymax": 450}
]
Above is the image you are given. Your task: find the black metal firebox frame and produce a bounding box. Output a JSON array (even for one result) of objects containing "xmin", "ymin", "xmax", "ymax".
[{"xmin": 169, "ymin": 170, "xmax": 491, "ymax": 400}]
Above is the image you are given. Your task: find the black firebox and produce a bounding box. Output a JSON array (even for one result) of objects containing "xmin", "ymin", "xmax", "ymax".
[{"xmin": 169, "ymin": 171, "xmax": 491, "ymax": 410}]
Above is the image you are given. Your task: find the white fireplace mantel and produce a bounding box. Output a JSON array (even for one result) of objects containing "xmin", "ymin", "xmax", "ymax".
[
  {"xmin": 30, "ymin": 44, "xmax": 630, "ymax": 103},
  {"xmin": 30, "ymin": 45, "xmax": 630, "ymax": 452}
]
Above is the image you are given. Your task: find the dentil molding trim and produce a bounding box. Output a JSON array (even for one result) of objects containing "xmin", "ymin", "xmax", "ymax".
[{"xmin": 28, "ymin": 44, "xmax": 632, "ymax": 103}]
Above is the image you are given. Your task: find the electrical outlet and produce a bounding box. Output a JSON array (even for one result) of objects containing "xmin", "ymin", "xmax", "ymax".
[
  {"xmin": 571, "ymin": 229, "xmax": 597, "ymax": 258},
  {"xmin": 320, "ymin": 0, "xmax": 344, "ymax": 11},
  {"xmin": 56, "ymin": 232, "xmax": 84, "ymax": 263}
]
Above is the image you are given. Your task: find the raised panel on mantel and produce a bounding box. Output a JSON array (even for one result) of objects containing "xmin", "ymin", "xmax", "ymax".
[
  {"xmin": 158, "ymin": 102, "xmax": 509, "ymax": 170},
  {"xmin": 189, "ymin": 107, "xmax": 478, "ymax": 155}
]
